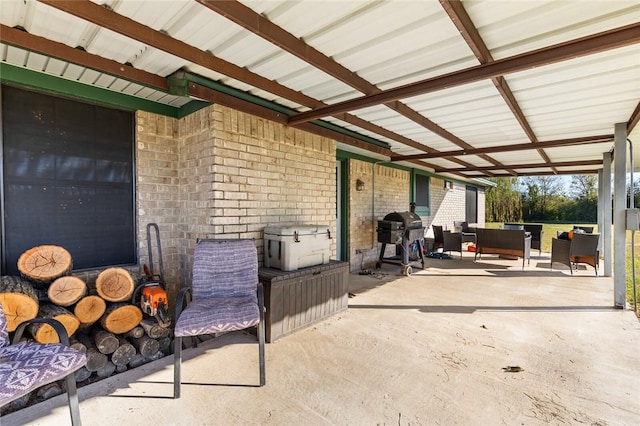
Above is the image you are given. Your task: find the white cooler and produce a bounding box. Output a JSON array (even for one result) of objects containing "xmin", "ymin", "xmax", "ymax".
[{"xmin": 264, "ymin": 225, "xmax": 331, "ymax": 271}]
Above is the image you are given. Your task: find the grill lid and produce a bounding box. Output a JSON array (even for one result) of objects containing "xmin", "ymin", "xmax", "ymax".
[{"xmin": 382, "ymin": 211, "xmax": 422, "ymax": 229}]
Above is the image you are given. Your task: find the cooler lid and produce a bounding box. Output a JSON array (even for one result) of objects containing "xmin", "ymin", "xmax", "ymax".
[{"xmin": 264, "ymin": 225, "xmax": 330, "ymax": 237}]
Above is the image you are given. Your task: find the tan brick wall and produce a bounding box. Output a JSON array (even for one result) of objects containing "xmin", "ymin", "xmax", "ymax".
[
  {"xmin": 135, "ymin": 111, "xmax": 181, "ymax": 295},
  {"xmin": 135, "ymin": 105, "xmax": 486, "ymax": 287},
  {"xmin": 136, "ymin": 105, "xmax": 336, "ymax": 293},
  {"xmin": 207, "ymin": 105, "xmax": 336, "ymax": 260},
  {"xmin": 349, "ymin": 160, "xmax": 410, "ymax": 271}
]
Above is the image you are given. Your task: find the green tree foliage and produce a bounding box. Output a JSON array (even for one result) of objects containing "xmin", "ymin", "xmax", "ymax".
[
  {"xmin": 559, "ymin": 175, "xmax": 598, "ymax": 222},
  {"xmin": 521, "ymin": 176, "xmax": 565, "ymax": 221},
  {"xmin": 485, "ymin": 177, "xmax": 523, "ymax": 222}
]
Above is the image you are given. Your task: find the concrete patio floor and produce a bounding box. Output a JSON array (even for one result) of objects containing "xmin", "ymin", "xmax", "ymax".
[{"xmin": 4, "ymin": 252, "xmax": 640, "ymax": 425}]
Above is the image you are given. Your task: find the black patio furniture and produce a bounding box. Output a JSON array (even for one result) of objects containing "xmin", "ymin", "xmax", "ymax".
[{"xmin": 551, "ymin": 233, "xmax": 600, "ymax": 276}]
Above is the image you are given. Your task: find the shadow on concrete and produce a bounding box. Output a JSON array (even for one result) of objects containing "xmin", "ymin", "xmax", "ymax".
[{"xmin": 349, "ymin": 304, "xmax": 617, "ymax": 314}]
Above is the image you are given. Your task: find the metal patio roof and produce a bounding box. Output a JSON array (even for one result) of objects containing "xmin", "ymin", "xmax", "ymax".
[{"xmin": 1, "ymin": 0, "xmax": 639, "ymax": 181}]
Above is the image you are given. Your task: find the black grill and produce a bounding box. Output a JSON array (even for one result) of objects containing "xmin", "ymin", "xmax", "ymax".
[{"xmin": 376, "ymin": 211, "xmax": 425, "ymax": 275}]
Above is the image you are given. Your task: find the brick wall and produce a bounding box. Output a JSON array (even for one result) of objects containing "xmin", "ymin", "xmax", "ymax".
[
  {"xmin": 135, "ymin": 111, "xmax": 181, "ymax": 294},
  {"xmin": 136, "ymin": 105, "xmax": 486, "ymax": 287},
  {"xmin": 426, "ymin": 178, "xmax": 485, "ymax": 232},
  {"xmin": 348, "ymin": 159, "xmax": 410, "ymax": 271},
  {"xmin": 136, "ymin": 105, "xmax": 336, "ymax": 294}
]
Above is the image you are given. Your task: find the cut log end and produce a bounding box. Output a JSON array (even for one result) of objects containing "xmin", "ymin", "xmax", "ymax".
[
  {"xmin": 48, "ymin": 276, "xmax": 87, "ymax": 306},
  {"xmin": 0, "ymin": 276, "xmax": 39, "ymax": 332},
  {"xmin": 17, "ymin": 245, "xmax": 72, "ymax": 286},
  {"xmin": 29, "ymin": 305, "xmax": 80, "ymax": 343},
  {"xmin": 95, "ymin": 268, "xmax": 135, "ymax": 302},
  {"xmin": 74, "ymin": 295, "xmax": 107, "ymax": 325},
  {"xmin": 100, "ymin": 303, "xmax": 143, "ymax": 334}
]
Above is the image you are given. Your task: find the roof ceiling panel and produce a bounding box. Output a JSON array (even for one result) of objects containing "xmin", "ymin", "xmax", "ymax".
[
  {"xmin": 467, "ymin": 0, "xmax": 640, "ymax": 59},
  {"xmin": 3, "ymin": 43, "xmax": 27, "ymax": 65},
  {"xmin": 23, "ymin": 1, "xmax": 89, "ymax": 47},
  {"xmin": 24, "ymin": 50, "xmax": 48, "ymax": 71},
  {"xmin": 0, "ymin": 0, "xmax": 638, "ymax": 175},
  {"xmin": 484, "ymin": 150, "xmax": 547, "ymax": 164}
]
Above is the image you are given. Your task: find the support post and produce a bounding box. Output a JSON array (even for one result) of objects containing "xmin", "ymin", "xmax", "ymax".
[
  {"xmin": 613, "ymin": 123, "xmax": 627, "ymax": 308},
  {"xmin": 602, "ymin": 153, "xmax": 612, "ymax": 278}
]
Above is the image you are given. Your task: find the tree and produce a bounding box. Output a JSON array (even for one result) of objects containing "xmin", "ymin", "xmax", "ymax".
[
  {"xmin": 521, "ymin": 176, "xmax": 565, "ymax": 221},
  {"xmin": 485, "ymin": 177, "xmax": 522, "ymax": 222},
  {"xmin": 570, "ymin": 175, "xmax": 597, "ymax": 199},
  {"xmin": 566, "ymin": 175, "xmax": 598, "ymax": 222}
]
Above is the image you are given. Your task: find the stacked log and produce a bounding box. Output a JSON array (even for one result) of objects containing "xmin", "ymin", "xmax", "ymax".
[
  {"xmin": 17, "ymin": 245, "xmax": 73, "ymax": 289},
  {"xmin": 0, "ymin": 276, "xmax": 39, "ymax": 331},
  {"xmin": 74, "ymin": 295, "xmax": 107, "ymax": 326},
  {"xmin": 0, "ymin": 245, "xmax": 176, "ymax": 416},
  {"xmin": 48, "ymin": 276, "xmax": 86, "ymax": 306},
  {"xmin": 28, "ymin": 304, "xmax": 80, "ymax": 344}
]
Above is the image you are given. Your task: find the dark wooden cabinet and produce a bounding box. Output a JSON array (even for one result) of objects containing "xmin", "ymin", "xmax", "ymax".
[{"xmin": 258, "ymin": 261, "xmax": 349, "ymax": 342}]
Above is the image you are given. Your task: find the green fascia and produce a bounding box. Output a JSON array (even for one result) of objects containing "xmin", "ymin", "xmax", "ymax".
[
  {"xmin": 338, "ymin": 159, "xmax": 350, "ymax": 261},
  {"xmin": 176, "ymin": 100, "xmax": 211, "ymax": 118},
  {"xmin": 313, "ymin": 121, "xmax": 389, "ymax": 148},
  {"xmin": 0, "ymin": 63, "xmax": 181, "ymax": 117},
  {"xmin": 3, "ymin": 64, "xmax": 390, "ymax": 151},
  {"xmin": 178, "ymin": 71, "xmax": 390, "ymax": 149},
  {"xmin": 336, "ymin": 149, "xmax": 484, "ymax": 191},
  {"xmin": 336, "ymin": 149, "xmax": 410, "ymax": 172}
]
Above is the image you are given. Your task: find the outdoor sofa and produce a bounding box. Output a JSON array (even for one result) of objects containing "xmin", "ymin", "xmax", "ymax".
[{"xmin": 474, "ymin": 228, "xmax": 532, "ymax": 269}]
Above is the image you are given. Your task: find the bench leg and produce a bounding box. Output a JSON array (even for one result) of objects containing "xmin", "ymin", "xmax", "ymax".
[
  {"xmin": 65, "ymin": 371, "xmax": 82, "ymax": 426},
  {"xmin": 173, "ymin": 336, "xmax": 182, "ymax": 399}
]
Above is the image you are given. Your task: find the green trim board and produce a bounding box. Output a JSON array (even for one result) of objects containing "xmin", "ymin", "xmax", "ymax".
[
  {"xmin": 336, "ymin": 149, "xmax": 411, "ymax": 172},
  {"xmin": 176, "ymin": 71, "xmax": 390, "ymax": 149},
  {"xmin": 412, "ymin": 169, "xmax": 431, "ymax": 217},
  {"xmin": 338, "ymin": 159, "xmax": 350, "ymax": 261},
  {"xmin": 0, "ymin": 63, "xmax": 182, "ymax": 117},
  {"xmin": 1, "ymin": 65, "xmax": 390, "ymax": 151},
  {"xmin": 336, "ymin": 149, "xmax": 485, "ymax": 189}
]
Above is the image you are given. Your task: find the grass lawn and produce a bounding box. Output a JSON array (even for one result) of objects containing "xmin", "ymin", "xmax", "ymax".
[{"xmin": 486, "ymin": 223, "xmax": 640, "ymax": 309}]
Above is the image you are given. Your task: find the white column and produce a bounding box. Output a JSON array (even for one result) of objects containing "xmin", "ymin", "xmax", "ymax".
[
  {"xmin": 602, "ymin": 152, "xmax": 612, "ymax": 278},
  {"xmin": 613, "ymin": 123, "xmax": 627, "ymax": 308}
]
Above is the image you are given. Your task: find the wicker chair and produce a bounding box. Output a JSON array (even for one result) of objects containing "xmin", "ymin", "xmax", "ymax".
[
  {"xmin": 573, "ymin": 226, "xmax": 594, "ymax": 233},
  {"xmin": 0, "ymin": 303, "xmax": 87, "ymax": 425},
  {"xmin": 551, "ymin": 233, "xmax": 600, "ymax": 275},
  {"xmin": 443, "ymin": 232, "xmax": 464, "ymax": 258},
  {"xmin": 173, "ymin": 239, "xmax": 265, "ymax": 399},
  {"xmin": 453, "ymin": 221, "xmax": 476, "ymax": 245},
  {"xmin": 432, "ymin": 225, "xmax": 445, "ymax": 249}
]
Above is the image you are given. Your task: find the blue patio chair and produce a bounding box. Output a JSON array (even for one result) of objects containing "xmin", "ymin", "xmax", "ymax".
[
  {"xmin": 0, "ymin": 302, "xmax": 86, "ymax": 425},
  {"xmin": 173, "ymin": 239, "xmax": 265, "ymax": 398}
]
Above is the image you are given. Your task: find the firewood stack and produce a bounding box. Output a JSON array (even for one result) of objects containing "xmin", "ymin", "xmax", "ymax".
[{"xmin": 0, "ymin": 245, "xmax": 175, "ymax": 414}]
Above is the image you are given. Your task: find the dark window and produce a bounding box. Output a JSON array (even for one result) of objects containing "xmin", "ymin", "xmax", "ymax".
[
  {"xmin": 465, "ymin": 185, "xmax": 478, "ymax": 223},
  {"xmin": 1, "ymin": 85, "xmax": 135, "ymax": 274},
  {"xmin": 414, "ymin": 172, "xmax": 430, "ymax": 216}
]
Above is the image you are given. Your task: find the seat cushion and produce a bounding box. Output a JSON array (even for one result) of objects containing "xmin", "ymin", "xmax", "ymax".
[
  {"xmin": 174, "ymin": 296, "xmax": 260, "ymax": 337},
  {"xmin": 192, "ymin": 240, "xmax": 258, "ymax": 300},
  {"xmin": 0, "ymin": 342, "xmax": 87, "ymax": 404}
]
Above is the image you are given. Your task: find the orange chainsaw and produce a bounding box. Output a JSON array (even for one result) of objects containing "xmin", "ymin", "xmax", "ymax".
[{"xmin": 132, "ymin": 223, "xmax": 170, "ymax": 327}]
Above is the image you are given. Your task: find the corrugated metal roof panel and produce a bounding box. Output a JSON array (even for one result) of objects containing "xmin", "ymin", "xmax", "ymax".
[
  {"xmin": 1, "ymin": 0, "xmax": 638, "ymax": 175},
  {"xmin": 468, "ymin": 0, "xmax": 640, "ymax": 59}
]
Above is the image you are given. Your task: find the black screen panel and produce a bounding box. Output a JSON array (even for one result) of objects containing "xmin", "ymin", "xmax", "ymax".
[{"xmin": 2, "ymin": 85, "xmax": 135, "ymax": 275}]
